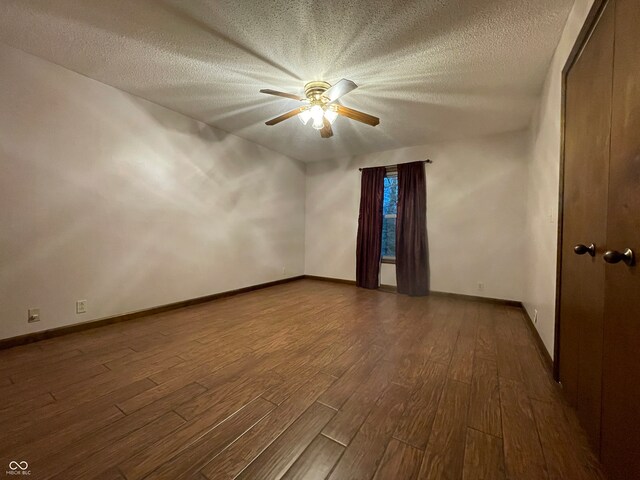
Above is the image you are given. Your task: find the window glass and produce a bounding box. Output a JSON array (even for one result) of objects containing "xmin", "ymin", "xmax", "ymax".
[{"xmin": 381, "ymin": 174, "xmax": 398, "ymax": 260}]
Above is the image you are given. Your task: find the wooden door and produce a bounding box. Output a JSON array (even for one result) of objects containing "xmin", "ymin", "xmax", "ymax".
[
  {"xmin": 601, "ymin": 0, "xmax": 640, "ymax": 477},
  {"xmin": 559, "ymin": 0, "xmax": 614, "ymax": 451}
]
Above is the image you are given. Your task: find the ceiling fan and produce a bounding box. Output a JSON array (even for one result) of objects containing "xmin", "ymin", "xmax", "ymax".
[{"xmin": 260, "ymin": 79, "xmax": 380, "ymax": 138}]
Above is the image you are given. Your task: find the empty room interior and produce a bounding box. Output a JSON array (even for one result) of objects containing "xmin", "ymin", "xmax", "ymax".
[{"xmin": 1, "ymin": 0, "xmax": 639, "ymax": 479}]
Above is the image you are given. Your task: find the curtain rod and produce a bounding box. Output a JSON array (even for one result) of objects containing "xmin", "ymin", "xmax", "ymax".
[{"xmin": 358, "ymin": 159, "xmax": 432, "ymax": 172}]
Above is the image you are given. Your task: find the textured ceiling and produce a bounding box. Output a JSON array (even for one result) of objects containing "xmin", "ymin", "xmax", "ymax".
[{"xmin": 0, "ymin": 0, "xmax": 573, "ymax": 162}]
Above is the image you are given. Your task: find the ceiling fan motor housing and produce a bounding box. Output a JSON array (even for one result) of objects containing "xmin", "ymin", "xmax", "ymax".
[{"xmin": 304, "ymin": 81, "xmax": 331, "ymax": 102}]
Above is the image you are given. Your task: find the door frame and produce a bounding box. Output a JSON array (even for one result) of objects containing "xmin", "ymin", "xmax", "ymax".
[{"xmin": 554, "ymin": 0, "xmax": 608, "ymax": 381}]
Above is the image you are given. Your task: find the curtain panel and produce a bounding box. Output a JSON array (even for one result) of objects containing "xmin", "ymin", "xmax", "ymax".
[
  {"xmin": 396, "ymin": 161, "xmax": 430, "ymax": 296},
  {"xmin": 356, "ymin": 167, "xmax": 385, "ymax": 289}
]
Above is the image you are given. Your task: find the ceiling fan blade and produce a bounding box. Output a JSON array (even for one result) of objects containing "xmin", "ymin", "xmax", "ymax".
[
  {"xmin": 265, "ymin": 108, "xmax": 302, "ymax": 126},
  {"xmin": 260, "ymin": 89, "xmax": 305, "ymax": 101},
  {"xmin": 336, "ymin": 105, "xmax": 379, "ymax": 126},
  {"xmin": 323, "ymin": 79, "xmax": 358, "ymax": 103},
  {"xmin": 320, "ymin": 119, "xmax": 333, "ymax": 138}
]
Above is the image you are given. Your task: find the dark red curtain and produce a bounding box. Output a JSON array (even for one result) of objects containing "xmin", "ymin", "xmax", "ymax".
[
  {"xmin": 396, "ymin": 161, "xmax": 430, "ymax": 296},
  {"xmin": 356, "ymin": 167, "xmax": 385, "ymax": 289}
]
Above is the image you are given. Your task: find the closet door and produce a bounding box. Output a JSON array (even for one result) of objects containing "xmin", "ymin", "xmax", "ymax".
[
  {"xmin": 559, "ymin": 0, "xmax": 614, "ymax": 451},
  {"xmin": 601, "ymin": 0, "xmax": 640, "ymax": 477}
]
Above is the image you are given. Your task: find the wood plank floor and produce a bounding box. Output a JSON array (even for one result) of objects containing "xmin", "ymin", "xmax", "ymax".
[{"xmin": 0, "ymin": 279, "xmax": 606, "ymax": 480}]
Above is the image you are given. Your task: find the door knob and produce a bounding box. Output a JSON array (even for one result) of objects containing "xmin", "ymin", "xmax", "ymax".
[
  {"xmin": 574, "ymin": 243, "xmax": 596, "ymax": 257},
  {"xmin": 603, "ymin": 248, "xmax": 635, "ymax": 266}
]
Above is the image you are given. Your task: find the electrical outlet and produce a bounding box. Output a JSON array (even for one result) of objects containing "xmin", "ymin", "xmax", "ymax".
[
  {"xmin": 477, "ymin": 282, "xmax": 485, "ymax": 292},
  {"xmin": 28, "ymin": 308, "xmax": 40, "ymax": 323},
  {"xmin": 76, "ymin": 300, "xmax": 87, "ymax": 314},
  {"xmin": 533, "ymin": 309, "xmax": 538, "ymax": 324}
]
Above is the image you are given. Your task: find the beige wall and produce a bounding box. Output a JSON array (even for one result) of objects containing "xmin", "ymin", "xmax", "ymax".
[
  {"xmin": 305, "ymin": 132, "xmax": 529, "ymax": 301},
  {"xmin": 523, "ymin": 0, "xmax": 595, "ymax": 358},
  {"xmin": 0, "ymin": 43, "xmax": 306, "ymax": 340}
]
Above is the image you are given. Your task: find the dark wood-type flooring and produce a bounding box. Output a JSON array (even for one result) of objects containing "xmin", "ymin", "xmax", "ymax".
[{"xmin": 0, "ymin": 279, "xmax": 606, "ymax": 479}]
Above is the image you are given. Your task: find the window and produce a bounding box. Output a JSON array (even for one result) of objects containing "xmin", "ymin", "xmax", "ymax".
[{"xmin": 381, "ymin": 172, "xmax": 398, "ymax": 263}]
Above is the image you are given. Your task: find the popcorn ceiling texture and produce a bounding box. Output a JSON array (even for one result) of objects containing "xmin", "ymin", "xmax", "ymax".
[{"xmin": 0, "ymin": 0, "xmax": 573, "ymax": 162}]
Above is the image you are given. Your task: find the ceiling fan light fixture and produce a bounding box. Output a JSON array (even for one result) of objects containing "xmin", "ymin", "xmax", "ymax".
[
  {"xmin": 324, "ymin": 107, "xmax": 338, "ymax": 125},
  {"xmin": 260, "ymin": 79, "xmax": 379, "ymax": 138},
  {"xmin": 299, "ymin": 108, "xmax": 312, "ymax": 125},
  {"xmin": 310, "ymin": 104, "xmax": 325, "ymax": 130}
]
